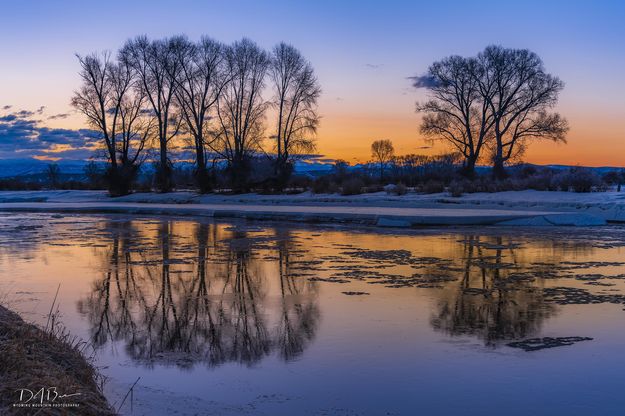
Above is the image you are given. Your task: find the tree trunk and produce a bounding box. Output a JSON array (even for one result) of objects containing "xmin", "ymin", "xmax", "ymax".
[
  {"xmin": 492, "ymin": 157, "xmax": 507, "ymax": 179},
  {"xmin": 155, "ymin": 139, "xmax": 173, "ymax": 193},
  {"xmin": 460, "ymin": 157, "xmax": 477, "ymax": 179},
  {"xmin": 194, "ymin": 140, "xmax": 212, "ymax": 193}
]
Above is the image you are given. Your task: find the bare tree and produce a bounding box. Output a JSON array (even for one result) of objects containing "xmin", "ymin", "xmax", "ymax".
[
  {"xmin": 108, "ymin": 59, "xmax": 153, "ymax": 182},
  {"xmin": 121, "ymin": 36, "xmax": 183, "ymax": 192},
  {"xmin": 171, "ymin": 36, "xmax": 227, "ymax": 193},
  {"xmin": 414, "ymin": 55, "xmax": 495, "ymax": 177},
  {"xmin": 477, "ymin": 46, "xmax": 568, "ymax": 178},
  {"xmin": 72, "ymin": 52, "xmax": 151, "ymax": 195},
  {"xmin": 46, "ymin": 163, "xmax": 61, "ymax": 188},
  {"xmin": 269, "ymin": 43, "xmax": 321, "ymax": 186},
  {"xmin": 370, "ymin": 139, "xmax": 394, "ymax": 181},
  {"xmin": 214, "ymin": 38, "xmax": 269, "ymax": 191}
]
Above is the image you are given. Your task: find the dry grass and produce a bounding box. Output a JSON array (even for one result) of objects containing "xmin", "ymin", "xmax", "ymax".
[{"xmin": 0, "ymin": 305, "xmax": 115, "ymax": 415}]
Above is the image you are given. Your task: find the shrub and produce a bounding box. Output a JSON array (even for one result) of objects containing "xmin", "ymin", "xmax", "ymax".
[
  {"xmin": 569, "ymin": 170, "xmax": 599, "ymax": 192},
  {"xmin": 365, "ymin": 184, "xmax": 384, "ymax": 193},
  {"xmin": 312, "ymin": 176, "xmax": 338, "ymax": 194},
  {"xmin": 602, "ymin": 170, "xmax": 622, "ymax": 185},
  {"xmin": 287, "ymin": 175, "xmax": 312, "ymax": 192},
  {"xmin": 523, "ymin": 171, "xmax": 555, "ymax": 191},
  {"xmin": 552, "ymin": 168, "xmax": 602, "ymax": 193},
  {"xmin": 384, "ymin": 183, "xmax": 407, "ymax": 195},
  {"xmin": 421, "ymin": 180, "xmax": 445, "ymax": 194},
  {"xmin": 340, "ymin": 178, "xmax": 365, "ymax": 195},
  {"xmin": 153, "ymin": 161, "xmax": 174, "ymax": 193},
  {"xmin": 448, "ymin": 180, "xmax": 464, "ymax": 197},
  {"xmin": 83, "ymin": 161, "xmax": 105, "ymax": 189},
  {"xmin": 0, "ymin": 179, "xmax": 43, "ymax": 190}
]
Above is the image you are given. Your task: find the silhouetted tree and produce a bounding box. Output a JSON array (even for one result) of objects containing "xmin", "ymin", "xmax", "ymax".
[
  {"xmin": 171, "ymin": 36, "xmax": 227, "ymax": 193},
  {"xmin": 370, "ymin": 139, "xmax": 394, "ymax": 181},
  {"xmin": 214, "ymin": 39, "xmax": 269, "ymax": 191},
  {"xmin": 83, "ymin": 160, "xmax": 103, "ymax": 188},
  {"xmin": 414, "ymin": 56, "xmax": 495, "ymax": 177},
  {"xmin": 121, "ymin": 36, "xmax": 183, "ymax": 192},
  {"xmin": 477, "ymin": 46, "xmax": 568, "ymax": 178},
  {"xmin": 269, "ymin": 43, "xmax": 321, "ymax": 187},
  {"xmin": 46, "ymin": 163, "xmax": 61, "ymax": 188},
  {"xmin": 72, "ymin": 52, "xmax": 151, "ymax": 195}
]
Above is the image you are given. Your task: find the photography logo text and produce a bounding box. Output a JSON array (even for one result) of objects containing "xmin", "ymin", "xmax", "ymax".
[{"xmin": 12, "ymin": 387, "xmax": 81, "ymax": 409}]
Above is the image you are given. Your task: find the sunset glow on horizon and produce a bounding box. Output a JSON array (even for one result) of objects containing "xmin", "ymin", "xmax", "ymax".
[{"xmin": 1, "ymin": 0, "xmax": 624, "ymax": 166}]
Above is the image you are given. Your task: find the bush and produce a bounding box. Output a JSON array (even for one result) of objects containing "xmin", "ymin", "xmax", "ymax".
[
  {"xmin": 340, "ymin": 178, "xmax": 365, "ymax": 195},
  {"xmin": 83, "ymin": 161, "xmax": 105, "ymax": 189},
  {"xmin": 385, "ymin": 183, "xmax": 407, "ymax": 195},
  {"xmin": 153, "ymin": 161, "xmax": 174, "ymax": 193},
  {"xmin": 523, "ymin": 171, "xmax": 555, "ymax": 191},
  {"xmin": 0, "ymin": 179, "xmax": 42, "ymax": 190},
  {"xmin": 311, "ymin": 176, "xmax": 338, "ymax": 194},
  {"xmin": 287, "ymin": 175, "xmax": 312, "ymax": 192},
  {"xmin": 448, "ymin": 180, "xmax": 464, "ymax": 197},
  {"xmin": 421, "ymin": 180, "xmax": 445, "ymax": 194},
  {"xmin": 553, "ymin": 168, "xmax": 602, "ymax": 193},
  {"xmin": 365, "ymin": 184, "xmax": 384, "ymax": 193}
]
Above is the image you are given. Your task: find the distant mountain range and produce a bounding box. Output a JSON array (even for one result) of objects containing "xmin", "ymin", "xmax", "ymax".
[
  {"xmin": 0, "ymin": 158, "xmax": 89, "ymax": 178},
  {"xmin": 0, "ymin": 158, "xmax": 335, "ymax": 179},
  {"xmin": 0, "ymin": 157, "xmax": 621, "ymax": 180}
]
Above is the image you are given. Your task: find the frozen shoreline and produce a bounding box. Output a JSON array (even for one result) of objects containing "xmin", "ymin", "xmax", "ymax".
[{"xmin": 0, "ymin": 189, "xmax": 623, "ymax": 226}]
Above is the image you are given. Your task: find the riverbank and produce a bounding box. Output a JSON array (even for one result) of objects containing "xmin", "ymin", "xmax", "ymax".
[
  {"xmin": 0, "ymin": 305, "xmax": 113, "ymax": 415},
  {"xmin": 0, "ymin": 189, "xmax": 622, "ymax": 226}
]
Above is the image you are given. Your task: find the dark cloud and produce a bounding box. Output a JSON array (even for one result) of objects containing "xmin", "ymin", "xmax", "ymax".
[
  {"xmin": 48, "ymin": 113, "xmax": 70, "ymax": 120},
  {"xmin": 0, "ymin": 108, "xmax": 99, "ymax": 160},
  {"xmin": 409, "ymin": 75, "xmax": 440, "ymax": 88},
  {"xmin": 1, "ymin": 105, "xmax": 11, "ymax": 110},
  {"xmin": 365, "ymin": 63, "xmax": 383, "ymax": 69}
]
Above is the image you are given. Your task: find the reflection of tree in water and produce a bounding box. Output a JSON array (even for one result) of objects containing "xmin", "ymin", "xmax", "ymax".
[
  {"xmin": 430, "ymin": 235, "xmax": 556, "ymax": 347},
  {"xmin": 77, "ymin": 220, "xmax": 320, "ymax": 368},
  {"xmin": 274, "ymin": 229, "xmax": 320, "ymax": 361}
]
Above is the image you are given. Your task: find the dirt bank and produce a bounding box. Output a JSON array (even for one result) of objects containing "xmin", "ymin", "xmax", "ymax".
[{"xmin": 0, "ymin": 305, "xmax": 114, "ymax": 415}]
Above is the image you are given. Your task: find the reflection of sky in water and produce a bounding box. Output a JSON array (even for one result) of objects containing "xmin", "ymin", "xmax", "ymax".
[{"xmin": 2, "ymin": 213, "xmax": 625, "ymax": 415}]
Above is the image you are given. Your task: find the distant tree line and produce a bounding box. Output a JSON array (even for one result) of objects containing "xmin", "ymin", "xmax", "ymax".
[
  {"xmin": 72, "ymin": 36, "xmax": 320, "ymax": 196},
  {"xmin": 414, "ymin": 45, "xmax": 569, "ymax": 179}
]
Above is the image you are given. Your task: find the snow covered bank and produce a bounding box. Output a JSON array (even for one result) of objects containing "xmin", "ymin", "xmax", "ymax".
[{"xmin": 0, "ymin": 195, "xmax": 608, "ymax": 227}]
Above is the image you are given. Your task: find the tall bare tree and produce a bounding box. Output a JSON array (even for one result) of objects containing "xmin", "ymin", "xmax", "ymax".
[
  {"xmin": 108, "ymin": 60, "xmax": 153, "ymax": 175},
  {"xmin": 477, "ymin": 46, "xmax": 568, "ymax": 178},
  {"xmin": 171, "ymin": 36, "xmax": 227, "ymax": 192},
  {"xmin": 214, "ymin": 38, "xmax": 269, "ymax": 191},
  {"xmin": 269, "ymin": 43, "xmax": 321, "ymax": 186},
  {"xmin": 121, "ymin": 36, "xmax": 183, "ymax": 192},
  {"xmin": 72, "ymin": 52, "xmax": 151, "ymax": 195},
  {"xmin": 370, "ymin": 139, "xmax": 394, "ymax": 181},
  {"xmin": 414, "ymin": 55, "xmax": 495, "ymax": 177}
]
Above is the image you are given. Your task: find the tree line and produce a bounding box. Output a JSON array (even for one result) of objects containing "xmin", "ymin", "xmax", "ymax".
[
  {"xmin": 71, "ymin": 41, "xmax": 570, "ymax": 196},
  {"xmin": 72, "ymin": 36, "xmax": 320, "ymax": 196},
  {"xmin": 414, "ymin": 45, "xmax": 568, "ymax": 179}
]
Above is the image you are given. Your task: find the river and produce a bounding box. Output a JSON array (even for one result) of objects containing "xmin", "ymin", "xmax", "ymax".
[{"xmin": 1, "ymin": 212, "xmax": 625, "ymax": 415}]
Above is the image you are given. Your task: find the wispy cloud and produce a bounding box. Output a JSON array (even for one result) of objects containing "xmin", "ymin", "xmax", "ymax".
[{"xmin": 48, "ymin": 113, "xmax": 70, "ymax": 120}]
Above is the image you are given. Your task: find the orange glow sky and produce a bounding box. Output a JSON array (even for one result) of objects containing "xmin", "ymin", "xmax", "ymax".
[{"xmin": 1, "ymin": 0, "xmax": 624, "ymax": 166}]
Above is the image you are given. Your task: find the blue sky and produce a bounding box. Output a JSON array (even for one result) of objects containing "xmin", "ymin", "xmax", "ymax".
[{"xmin": 1, "ymin": 0, "xmax": 624, "ymax": 164}]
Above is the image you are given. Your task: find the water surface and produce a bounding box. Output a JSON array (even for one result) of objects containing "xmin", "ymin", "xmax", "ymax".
[{"xmin": 2, "ymin": 213, "xmax": 625, "ymax": 415}]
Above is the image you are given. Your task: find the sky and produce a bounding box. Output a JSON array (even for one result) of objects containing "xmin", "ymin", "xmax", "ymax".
[{"xmin": 0, "ymin": 0, "xmax": 624, "ymax": 166}]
